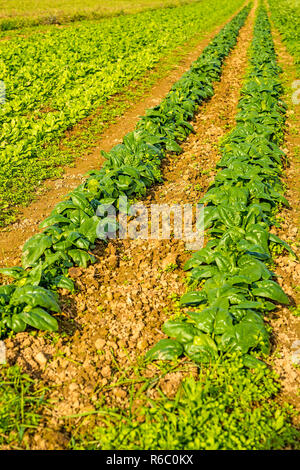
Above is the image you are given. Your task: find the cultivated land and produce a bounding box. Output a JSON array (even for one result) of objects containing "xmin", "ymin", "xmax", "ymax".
[
  {"xmin": 0, "ymin": 0, "xmax": 244, "ymax": 226},
  {"xmin": 0, "ymin": 0, "xmax": 199, "ymax": 30},
  {"xmin": 0, "ymin": 0, "xmax": 299, "ymax": 451}
]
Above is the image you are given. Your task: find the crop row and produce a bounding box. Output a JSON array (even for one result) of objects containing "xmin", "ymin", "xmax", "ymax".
[
  {"xmin": 0, "ymin": 6, "xmax": 250, "ymax": 337},
  {"xmin": 0, "ymin": 0, "xmax": 245, "ymax": 225},
  {"xmin": 146, "ymin": 5, "xmax": 295, "ymax": 368}
]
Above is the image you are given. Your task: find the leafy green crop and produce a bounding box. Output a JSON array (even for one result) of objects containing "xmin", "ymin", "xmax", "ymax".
[
  {"xmin": 147, "ymin": 5, "xmax": 296, "ymax": 366},
  {"xmin": 0, "ymin": 6, "xmax": 250, "ymax": 337}
]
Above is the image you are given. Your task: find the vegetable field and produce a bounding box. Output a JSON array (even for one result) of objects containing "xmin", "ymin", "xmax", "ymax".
[
  {"xmin": 0, "ymin": 0, "xmax": 244, "ymax": 225},
  {"xmin": 0, "ymin": 0, "xmax": 198, "ymax": 31},
  {"xmin": 0, "ymin": 0, "xmax": 299, "ymax": 452}
]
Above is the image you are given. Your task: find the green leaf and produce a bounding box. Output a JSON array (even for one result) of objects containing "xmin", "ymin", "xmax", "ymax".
[
  {"xmin": 165, "ymin": 140, "xmax": 182, "ymax": 153},
  {"xmin": 220, "ymin": 311, "xmax": 270, "ymax": 355},
  {"xmin": 162, "ymin": 319, "xmax": 196, "ymax": 343},
  {"xmin": 26, "ymin": 263, "xmax": 43, "ymax": 286},
  {"xmin": 68, "ymin": 249, "xmax": 95, "ymax": 268},
  {"xmin": 189, "ymin": 265, "xmax": 218, "ymax": 281},
  {"xmin": 180, "ymin": 291, "xmax": 207, "ymax": 306},
  {"xmin": 0, "ymin": 285, "xmax": 15, "ymax": 297},
  {"xmin": 66, "ymin": 209, "xmax": 90, "ymax": 227},
  {"xmin": 214, "ymin": 254, "xmax": 235, "ymax": 273},
  {"xmin": 189, "ymin": 307, "xmax": 232, "ymax": 335},
  {"xmin": 251, "ymin": 280, "xmax": 290, "ymax": 305},
  {"xmin": 5, "ymin": 314, "xmax": 27, "ymax": 333},
  {"xmin": 0, "ymin": 267, "xmax": 25, "ymax": 279},
  {"xmin": 52, "ymin": 200, "xmax": 77, "ymax": 214},
  {"xmin": 19, "ymin": 308, "xmax": 58, "ymax": 331},
  {"xmin": 39, "ymin": 214, "xmax": 71, "ymax": 229},
  {"xmin": 234, "ymin": 300, "xmax": 264, "ymax": 309},
  {"xmin": 188, "ymin": 309, "xmax": 215, "ymax": 334},
  {"xmin": 245, "ymin": 226, "xmax": 269, "ymax": 254},
  {"xmin": 71, "ymin": 191, "xmax": 93, "ymax": 215},
  {"xmin": 78, "ymin": 216, "xmax": 100, "ymax": 243},
  {"xmin": 22, "ymin": 234, "xmax": 52, "ymax": 268},
  {"xmin": 238, "ymin": 255, "xmax": 273, "ymax": 281},
  {"xmin": 145, "ymin": 339, "xmax": 183, "ymax": 361},
  {"xmin": 184, "ymin": 333, "xmax": 218, "ymax": 362},
  {"xmin": 218, "ymin": 206, "xmax": 242, "ymax": 227},
  {"xmin": 213, "ymin": 308, "xmax": 233, "ymax": 334},
  {"xmin": 51, "ymin": 276, "xmax": 75, "ymax": 292},
  {"xmin": 72, "ymin": 236, "xmax": 90, "ymax": 251},
  {"xmin": 10, "ymin": 286, "xmax": 61, "ymax": 312},
  {"xmin": 242, "ymin": 354, "xmax": 267, "ymax": 369}
]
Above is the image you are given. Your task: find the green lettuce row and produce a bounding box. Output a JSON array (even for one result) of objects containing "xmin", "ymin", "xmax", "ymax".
[
  {"xmin": 0, "ymin": 6, "xmax": 250, "ymax": 337},
  {"xmin": 146, "ymin": 5, "xmax": 295, "ymax": 368}
]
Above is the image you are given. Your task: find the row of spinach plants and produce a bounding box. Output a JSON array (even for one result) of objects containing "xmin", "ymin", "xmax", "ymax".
[
  {"xmin": 146, "ymin": 4, "xmax": 296, "ymax": 368},
  {"xmin": 0, "ymin": 6, "xmax": 250, "ymax": 337}
]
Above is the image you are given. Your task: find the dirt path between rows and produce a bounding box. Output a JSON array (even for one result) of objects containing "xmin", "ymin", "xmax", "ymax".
[
  {"xmin": 3, "ymin": 7, "xmax": 256, "ymax": 450},
  {"xmin": 266, "ymin": 25, "xmax": 300, "ymax": 409},
  {"xmin": 0, "ymin": 4, "xmax": 247, "ymax": 268}
]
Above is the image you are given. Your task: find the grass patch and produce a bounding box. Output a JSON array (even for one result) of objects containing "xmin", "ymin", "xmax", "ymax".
[
  {"xmin": 68, "ymin": 356, "xmax": 299, "ymax": 450},
  {"xmin": 0, "ymin": 364, "xmax": 47, "ymax": 449}
]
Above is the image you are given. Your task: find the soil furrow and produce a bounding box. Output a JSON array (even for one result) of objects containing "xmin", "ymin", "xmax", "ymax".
[{"xmin": 4, "ymin": 6, "xmax": 256, "ymax": 450}]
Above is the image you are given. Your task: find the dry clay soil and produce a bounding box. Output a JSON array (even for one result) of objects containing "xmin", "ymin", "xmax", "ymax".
[{"xmin": 1, "ymin": 3, "xmax": 300, "ymax": 450}]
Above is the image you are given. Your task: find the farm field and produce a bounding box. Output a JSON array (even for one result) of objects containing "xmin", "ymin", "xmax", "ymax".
[
  {"xmin": 0, "ymin": 0, "xmax": 198, "ymax": 30},
  {"xmin": 0, "ymin": 0, "xmax": 244, "ymax": 226},
  {"xmin": 0, "ymin": 0, "xmax": 300, "ymax": 453}
]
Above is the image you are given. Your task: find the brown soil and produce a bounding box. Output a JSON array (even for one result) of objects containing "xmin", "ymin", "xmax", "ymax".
[
  {"xmin": 4, "ymin": 8, "xmax": 256, "ymax": 450},
  {"xmin": 0, "ymin": 7, "xmax": 246, "ymax": 268},
  {"xmin": 266, "ymin": 25, "xmax": 300, "ymax": 408}
]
